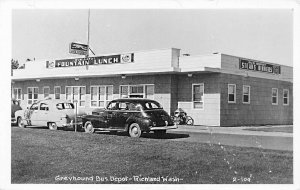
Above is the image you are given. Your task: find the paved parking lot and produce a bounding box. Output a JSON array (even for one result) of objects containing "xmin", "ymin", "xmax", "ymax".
[{"xmin": 168, "ymin": 125, "xmax": 293, "ymax": 151}]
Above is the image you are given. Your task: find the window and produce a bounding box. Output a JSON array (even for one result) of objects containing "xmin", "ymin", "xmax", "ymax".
[
  {"xmin": 90, "ymin": 85, "xmax": 113, "ymax": 108},
  {"xmin": 27, "ymin": 87, "xmax": 38, "ymax": 105},
  {"xmin": 30, "ymin": 103, "xmax": 38, "ymax": 110},
  {"xmin": 13, "ymin": 88, "xmax": 22, "ymax": 101},
  {"xmin": 192, "ymin": 84, "xmax": 204, "ymax": 109},
  {"xmin": 243, "ymin": 85, "xmax": 250, "ymax": 104},
  {"xmin": 54, "ymin": 86, "xmax": 61, "ymax": 99},
  {"xmin": 228, "ymin": 84, "xmax": 236, "ymax": 103},
  {"xmin": 43, "ymin": 87, "xmax": 50, "ymax": 98},
  {"xmin": 272, "ymin": 88, "xmax": 278, "ymax": 105},
  {"xmin": 65, "ymin": 86, "xmax": 86, "ymax": 106},
  {"xmin": 283, "ymin": 89, "xmax": 289, "ymax": 105},
  {"xmin": 40, "ymin": 103, "xmax": 49, "ymax": 111},
  {"xmin": 145, "ymin": 85, "xmax": 154, "ymax": 99},
  {"xmin": 120, "ymin": 84, "xmax": 154, "ymax": 99}
]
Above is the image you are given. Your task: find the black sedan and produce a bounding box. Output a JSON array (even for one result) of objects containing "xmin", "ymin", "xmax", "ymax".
[{"xmin": 82, "ymin": 98, "xmax": 177, "ymax": 138}]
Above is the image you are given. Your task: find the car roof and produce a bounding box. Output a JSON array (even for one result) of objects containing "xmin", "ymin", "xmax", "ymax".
[
  {"xmin": 110, "ymin": 98, "xmax": 159, "ymax": 103},
  {"xmin": 36, "ymin": 99, "xmax": 73, "ymax": 105}
]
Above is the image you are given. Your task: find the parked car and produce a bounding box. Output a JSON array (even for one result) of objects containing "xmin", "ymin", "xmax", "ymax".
[
  {"xmin": 82, "ymin": 98, "xmax": 177, "ymax": 138},
  {"xmin": 11, "ymin": 99, "xmax": 22, "ymax": 125},
  {"xmin": 15, "ymin": 98, "xmax": 85, "ymax": 130}
]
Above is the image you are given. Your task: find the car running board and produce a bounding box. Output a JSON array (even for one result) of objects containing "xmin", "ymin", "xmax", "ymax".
[{"xmin": 94, "ymin": 128, "xmax": 127, "ymax": 132}]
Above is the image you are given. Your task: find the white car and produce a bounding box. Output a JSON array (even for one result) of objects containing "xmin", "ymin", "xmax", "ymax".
[{"xmin": 15, "ymin": 99, "xmax": 85, "ymax": 130}]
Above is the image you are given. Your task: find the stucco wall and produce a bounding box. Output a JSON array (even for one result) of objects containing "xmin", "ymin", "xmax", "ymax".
[{"xmin": 176, "ymin": 73, "xmax": 221, "ymax": 126}]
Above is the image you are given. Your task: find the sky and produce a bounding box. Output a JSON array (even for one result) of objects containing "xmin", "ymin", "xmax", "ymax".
[{"xmin": 12, "ymin": 9, "xmax": 293, "ymax": 66}]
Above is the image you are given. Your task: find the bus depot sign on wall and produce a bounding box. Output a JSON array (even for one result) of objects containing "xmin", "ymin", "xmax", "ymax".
[
  {"xmin": 69, "ymin": 42, "xmax": 88, "ymax": 55},
  {"xmin": 239, "ymin": 59, "xmax": 281, "ymax": 75},
  {"xmin": 46, "ymin": 53, "xmax": 134, "ymax": 68}
]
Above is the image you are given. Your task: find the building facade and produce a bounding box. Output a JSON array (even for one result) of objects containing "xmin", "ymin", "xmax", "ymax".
[{"xmin": 11, "ymin": 48, "xmax": 293, "ymax": 126}]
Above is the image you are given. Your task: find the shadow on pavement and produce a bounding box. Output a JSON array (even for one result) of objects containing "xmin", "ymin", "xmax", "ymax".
[{"xmin": 95, "ymin": 131, "xmax": 190, "ymax": 139}]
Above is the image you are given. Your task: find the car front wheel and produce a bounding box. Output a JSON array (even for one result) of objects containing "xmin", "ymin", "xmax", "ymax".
[
  {"xmin": 128, "ymin": 123, "xmax": 142, "ymax": 138},
  {"xmin": 48, "ymin": 122, "xmax": 58, "ymax": 130},
  {"xmin": 17, "ymin": 117, "xmax": 25, "ymax": 128},
  {"xmin": 84, "ymin": 121, "xmax": 95, "ymax": 134}
]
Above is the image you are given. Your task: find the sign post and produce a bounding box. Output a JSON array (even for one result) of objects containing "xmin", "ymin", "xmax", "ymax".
[{"xmin": 74, "ymin": 100, "xmax": 78, "ymax": 132}]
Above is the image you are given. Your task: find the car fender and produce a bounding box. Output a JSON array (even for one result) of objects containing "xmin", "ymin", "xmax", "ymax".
[
  {"xmin": 15, "ymin": 110, "xmax": 26, "ymax": 118},
  {"xmin": 125, "ymin": 116, "xmax": 150, "ymax": 132}
]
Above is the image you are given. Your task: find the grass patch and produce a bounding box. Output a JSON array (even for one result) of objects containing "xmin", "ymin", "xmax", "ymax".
[
  {"xmin": 11, "ymin": 127, "xmax": 293, "ymax": 184},
  {"xmin": 243, "ymin": 127, "xmax": 293, "ymax": 133}
]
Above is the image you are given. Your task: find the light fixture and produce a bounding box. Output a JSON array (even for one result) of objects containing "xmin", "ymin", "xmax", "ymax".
[
  {"xmin": 187, "ymin": 73, "xmax": 193, "ymax": 77},
  {"xmin": 36, "ymin": 79, "xmax": 40, "ymax": 82},
  {"xmin": 75, "ymin": 77, "xmax": 79, "ymax": 81},
  {"xmin": 121, "ymin": 74, "xmax": 126, "ymax": 79}
]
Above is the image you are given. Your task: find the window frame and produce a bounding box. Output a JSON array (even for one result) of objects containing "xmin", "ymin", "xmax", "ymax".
[
  {"xmin": 272, "ymin": 88, "xmax": 278, "ymax": 105},
  {"xmin": 283, "ymin": 89, "xmax": 289, "ymax": 106},
  {"xmin": 90, "ymin": 85, "xmax": 113, "ymax": 108},
  {"xmin": 192, "ymin": 83, "xmax": 204, "ymax": 109},
  {"xmin": 13, "ymin": 88, "xmax": 22, "ymax": 101},
  {"xmin": 65, "ymin": 86, "xmax": 86, "ymax": 107},
  {"xmin": 228, "ymin": 84, "xmax": 236, "ymax": 103},
  {"xmin": 119, "ymin": 84, "xmax": 154, "ymax": 99},
  {"xmin": 43, "ymin": 86, "xmax": 50, "ymax": 98},
  {"xmin": 54, "ymin": 86, "xmax": 61, "ymax": 99},
  {"xmin": 242, "ymin": 85, "xmax": 251, "ymax": 104},
  {"xmin": 27, "ymin": 87, "xmax": 39, "ymax": 106}
]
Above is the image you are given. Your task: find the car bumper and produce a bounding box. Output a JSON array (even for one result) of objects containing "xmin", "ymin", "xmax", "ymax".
[
  {"xmin": 149, "ymin": 124, "xmax": 178, "ymax": 131},
  {"xmin": 62, "ymin": 122, "xmax": 83, "ymax": 128}
]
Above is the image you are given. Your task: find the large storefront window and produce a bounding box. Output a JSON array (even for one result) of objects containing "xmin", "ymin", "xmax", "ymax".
[
  {"xmin": 120, "ymin": 84, "xmax": 154, "ymax": 99},
  {"xmin": 13, "ymin": 88, "xmax": 22, "ymax": 101},
  {"xmin": 90, "ymin": 85, "xmax": 113, "ymax": 108},
  {"xmin": 192, "ymin": 83, "xmax": 204, "ymax": 109},
  {"xmin": 28, "ymin": 87, "xmax": 38, "ymax": 105},
  {"xmin": 66, "ymin": 86, "xmax": 86, "ymax": 106}
]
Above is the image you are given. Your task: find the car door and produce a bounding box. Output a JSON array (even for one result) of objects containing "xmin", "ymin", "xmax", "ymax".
[
  {"xmin": 106, "ymin": 101, "xmax": 119, "ymax": 128},
  {"xmin": 27, "ymin": 103, "xmax": 39, "ymax": 126},
  {"xmin": 39, "ymin": 103, "xmax": 50, "ymax": 126},
  {"xmin": 113, "ymin": 102, "xmax": 129, "ymax": 129}
]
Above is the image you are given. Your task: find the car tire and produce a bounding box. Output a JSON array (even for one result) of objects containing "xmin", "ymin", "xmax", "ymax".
[
  {"xmin": 128, "ymin": 123, "xmax": 142, "ymax": 138},
  {"xmin": 84, "ymin": 121, "xmax": 95, "ymax": 134},
  {"xmin": 154, "ymin": 130, "xmax": 166, "ymax": 137},
  {"xmin": 48, "ymin": 122, "xmax": 58, "ymax": 130},
  {"xmin": 17, "ymin": 117, "xmax": 26, "ymax": 128},
  {"xmin": 186, "ymin": 116, "xmax": 194, "ymax": 126}
]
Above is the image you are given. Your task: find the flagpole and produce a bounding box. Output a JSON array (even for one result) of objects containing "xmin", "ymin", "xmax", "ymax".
[{"xmin": 87, "ymin": 9, "xmax": 90, "ymax": 58}]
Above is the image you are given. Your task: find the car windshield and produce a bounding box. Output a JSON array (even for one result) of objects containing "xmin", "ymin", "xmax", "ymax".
[{"xmin": 56, "ymin": 103, "xmax": 74, "ymax": 110}]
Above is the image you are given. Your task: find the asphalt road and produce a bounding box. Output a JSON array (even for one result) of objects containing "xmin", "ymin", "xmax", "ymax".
[{"xmin": 164, "ymin": 131, "xmax": 293, "ymax": 151}]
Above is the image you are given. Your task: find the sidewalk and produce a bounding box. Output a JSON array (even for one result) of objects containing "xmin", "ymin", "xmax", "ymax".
[{"xmin": 173, "ymin": 125, "xmax": 293, "ymax": 138}]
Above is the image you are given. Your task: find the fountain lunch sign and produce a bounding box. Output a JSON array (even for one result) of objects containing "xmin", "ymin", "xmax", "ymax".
[
  {"xmin": 239, "ymin": 59, "xmax": 281, "ymax": 75},
  {"xmin": 46, "ymin": 53, "xmax": 134, "ymax": 68}
]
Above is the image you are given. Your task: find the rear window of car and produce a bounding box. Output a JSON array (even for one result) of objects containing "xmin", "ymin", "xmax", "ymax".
[
  {"xmin": 143, "ymin": 101, "xmax": 162, "ymax": 110},
  {"xmin": 56, "ymin": 103, "xmax": 74, "ymax": 110}
]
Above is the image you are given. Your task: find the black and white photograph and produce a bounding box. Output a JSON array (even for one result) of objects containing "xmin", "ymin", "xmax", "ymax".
[{"xmin": 1, "ymin": 0, "xmax": 299, "ymax": 189}]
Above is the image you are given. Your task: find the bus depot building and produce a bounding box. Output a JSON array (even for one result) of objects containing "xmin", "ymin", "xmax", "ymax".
[{"xmin": 11, "ymin": 48, "xmax": 293, "ymax": 127}]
